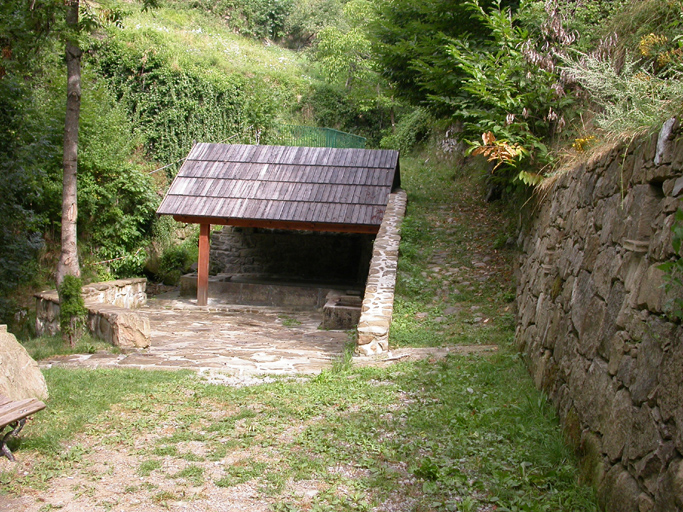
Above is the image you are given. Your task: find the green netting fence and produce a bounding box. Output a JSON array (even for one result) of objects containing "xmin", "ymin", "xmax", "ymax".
[{"xmin": 266, "ymin": 125, "xmax": 366, "ymax": 149}]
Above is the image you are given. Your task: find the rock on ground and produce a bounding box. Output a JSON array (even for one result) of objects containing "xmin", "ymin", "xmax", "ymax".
[{"xmin": 0, "ymin": 325, "xmax": 48, "ymax": 400}]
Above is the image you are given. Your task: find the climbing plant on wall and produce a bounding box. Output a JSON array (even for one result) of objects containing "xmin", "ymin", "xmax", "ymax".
[{"xmin": 660, "ymin": 206, "xmax": 683, "ymax": 321}]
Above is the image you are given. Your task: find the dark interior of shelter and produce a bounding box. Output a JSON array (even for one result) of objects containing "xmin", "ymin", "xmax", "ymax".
[{"xmin": 211, "ymin": 227, "xmax": 375, "ymax": 287}]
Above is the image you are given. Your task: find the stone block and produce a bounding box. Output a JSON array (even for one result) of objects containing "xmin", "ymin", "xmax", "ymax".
[
  {"xmin": 649, "ymin": 213, "xmax": 677, "ymax": 261},
  {"xmin": 599, "ymin": 195, "xmax": 626, "ymax": 245},
  {"xmin": 658, "ymin": 331, "xmax": 683, "ymax": 453},
  {"xmin": 652, "ymin": 457, "xmax": 683, "ymax": 512},
  {"xmin": 541, "ymin": 305, "xmax": 565, "ymax": 350},
  {"xmin": 578, "ymin": 295, "xmax": 606, "ymax": 358},
  {"xmin": 581, "ymin": 233, "xmax": 602, "ymax": 271},
  {"xmin": 579, "ymin": 430, "xmax": 605, "ymax": 488},
  {"xmin": 626, "ymin": 405, "xmax": 661, "ymax": 462},
  {"xmin": 322, "ymin": 298, "xmax": 361, "ymax": 330},
  {"xmin": 620, "ymin": 253, "xmax": 648, "ymax": 304},
  {"xmin": 629, "ymin": 327, "xmax": 664, "ymax": 405},
  {"xmin": 593, "ymin": 247, "xmax": 619, "ymax": 299},
  {"xmin": 0, "ymin": 325, "xmax": 48, "ymax": 401},
  {"xmin": 617, "ymin": 355, "xmax": 636, "ymax": 389},
  {"xmin": 603, "ymin": 388, "xmax": 634, "ymax": 462},
  {"xmin": 595, "ymin": 158, "xmax": 622, "ymax": 198},
  {"xmin": 87, "ymin": 305, "xmax": 150, "ymax": 349},
  {"xmin": 599, "ymin": 464, "xmax": 640, "ymax": 512},
  {"xmin": 598, "ymin": 281, "xmax": 626, "ymax": 359},
  {"xmin": 672, "ymin": 176, "xmax": 683, "ymax": 197},
  {"xmin": 607, "ymin": 331, "xmax": 629, "ymax": 376},
  {"xmin": 620, "ymin": 148, "xmax": 636, "ymax": 186},
  {"xmin": 637, "ymin": 492, "xmax": 655, "ymax": 512},
  {"xmin": 572, "ymin": 358, "xmax": 614, "ymax": 433},
  {"xmin": 653, "ymin": 117, "xmax": 678, "ymax": 167}
]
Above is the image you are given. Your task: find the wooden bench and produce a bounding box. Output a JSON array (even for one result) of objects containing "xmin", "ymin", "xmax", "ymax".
[{"xmin": 0, "ymin": 394, "xmax": 45, "ymax": 462}]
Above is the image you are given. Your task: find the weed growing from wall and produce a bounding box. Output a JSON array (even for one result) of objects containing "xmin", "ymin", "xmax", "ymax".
[
  {"xmin": 660, "ymin": 206, "xmax": 683, "ymax": 321},
  {"xmin": 58, "ymin": 275, "xmax": 87, "ymax": 347},
  {"xmin": 564, "ymin": 55, "xmax": 683, "ymax": 136}
]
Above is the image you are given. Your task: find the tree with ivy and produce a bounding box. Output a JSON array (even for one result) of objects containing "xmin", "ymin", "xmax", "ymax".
[{"xmin": 57, "ymin": 0, "xmax": 82, "ymax": 286}]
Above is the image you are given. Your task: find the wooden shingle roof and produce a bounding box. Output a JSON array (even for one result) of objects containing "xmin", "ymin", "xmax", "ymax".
[{"xmin": 157, "ymin": 143, "xmax": 401, "ymax": 233}]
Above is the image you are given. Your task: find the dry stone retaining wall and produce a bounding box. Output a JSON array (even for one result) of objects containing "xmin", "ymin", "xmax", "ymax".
[
  {"xmin": 35, "ymin": 278, "xmax": 150, "ymax": 348},
  {"xmin": 357, "ymin": 190, "xmax": 407, "ymax": 355},
  {"xmin": 516, "ymin": 123, "xmax": 683, "ymax": 511}
]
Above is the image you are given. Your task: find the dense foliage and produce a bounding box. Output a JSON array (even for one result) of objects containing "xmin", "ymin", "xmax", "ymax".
[
  {"xmin": 371, "ymin": 0, "xmax": 518, "ymax": 108},
  {"xmin": 370, "ymin": 0, "xmax": 683, "ymax": 185}
]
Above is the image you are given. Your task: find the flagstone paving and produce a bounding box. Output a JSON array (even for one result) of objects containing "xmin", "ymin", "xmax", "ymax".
[{"xmin": 39, "ymin": 294, "xmax": 496, "ymax": 376}]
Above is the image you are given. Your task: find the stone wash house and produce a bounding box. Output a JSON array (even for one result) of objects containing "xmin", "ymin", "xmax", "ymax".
[{"xmin": 157, "ymin": 143, "xmax": 401, "ymax": 311}]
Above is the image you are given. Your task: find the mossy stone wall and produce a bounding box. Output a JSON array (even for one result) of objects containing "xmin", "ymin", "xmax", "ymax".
[{"xmin": 516, "ymin": 123, "xmax": 683, "ymax": 511}]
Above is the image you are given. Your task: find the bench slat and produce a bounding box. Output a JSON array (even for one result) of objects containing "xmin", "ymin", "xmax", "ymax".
[{"xmin": 0, "ymin": 399, "xmax": 46, "ymax": 429}]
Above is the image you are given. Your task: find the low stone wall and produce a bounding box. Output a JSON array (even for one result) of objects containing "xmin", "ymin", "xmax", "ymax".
[
  {"xmin": 35, "ymin": 278, "xmax": 150, "ymax": 349},
  {"xmin": 356, "ymin": 190, "xmax": 408, "ymax": 355},
  {"xmin": 516, "ymin": 123, "xmax": 683, "ymax": 511}
]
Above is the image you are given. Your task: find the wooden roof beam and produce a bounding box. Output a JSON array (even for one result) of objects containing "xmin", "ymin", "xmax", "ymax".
[{"xmin": 172, "ymin": 215, "xmax": 380, "ymax": 235}]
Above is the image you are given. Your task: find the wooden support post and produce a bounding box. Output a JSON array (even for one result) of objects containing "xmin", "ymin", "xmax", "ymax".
[{"xmin": 197, "ymin": 223, "xmax": 210, "ymax": 306}]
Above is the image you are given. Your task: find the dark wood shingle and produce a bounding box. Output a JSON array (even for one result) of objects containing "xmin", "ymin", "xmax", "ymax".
[{"xmin": 157, "ymin": 144, "xmax": 400, "ymax": 233}]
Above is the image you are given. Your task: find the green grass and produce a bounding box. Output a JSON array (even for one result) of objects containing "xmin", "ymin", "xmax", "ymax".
[
  {"xmin": 390, "ymin": 154, "xmax": 519, "ymax": 349},
  {"xmin": 138, "ymin": 459, "xmax": 162, "ymax": 477},
  {"xmin": 1, "ymin": 355, "xmax": 598, "ymax": 510},
  {"xmin": 173, "ymin": 464, "xmax": 205, "ymax": 486},
  {"xmin": 278, "ymin": 314, "xmax": 302, "ymax": 327},
  {"xmin": 112, "ymin": 5, "xmax": 312, "ymax": 94},
  {"xmin": 20, "ymin": 334, "xmax": 121, "ymax": 361}
]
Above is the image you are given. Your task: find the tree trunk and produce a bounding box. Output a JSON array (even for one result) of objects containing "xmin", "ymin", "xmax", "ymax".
[{"xmin": 56, "ymin": 0, "xmax": 81, "ymax": 286}]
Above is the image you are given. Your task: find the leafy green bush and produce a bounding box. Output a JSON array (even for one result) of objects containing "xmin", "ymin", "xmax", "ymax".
[
  {"xmin": 0, "ymin": 76, "xmax": 47, "ymax": 325},
  {"xmin": 445, "ymin": 0, "xmax": 574, "ymax": 186},
  {"xmin": 174, "ymin": 0, "xmax": 294, "ymax": 40},
  {"xmin": 380, "ymin": 107, "xmax": 432, "ymax": 154},
  {"xmin": 152, "ymin": 235, "xmax": 200, "ymax": 286},
  {"xmin": 91, "ymin": 39, "xmax": 251, "ymax": 170},
  {"xmin": 303, "ymin": 82, "xmax": 392, "ymax": 147},
  {"xmin": 58, "ymin": 276, "xmax": 87, "ymax": 347},
  {"xmin": 284, "ymin": 0, "xmax": 344, "ymax": 48}
]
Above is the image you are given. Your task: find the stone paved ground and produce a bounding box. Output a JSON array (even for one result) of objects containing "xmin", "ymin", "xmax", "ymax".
[
  {"xmin": 39, "ymin": 294, "xmax": 494, "ymax": 376},
  {"xmin": 40, "ymin": 294, "xmax": 348, "ymax": 374}
]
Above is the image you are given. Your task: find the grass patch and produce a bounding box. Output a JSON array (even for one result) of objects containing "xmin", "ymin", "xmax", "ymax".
[
  {"xmin": 138, "ymin": 459, "xmax": 162, "ymax": 477},
  {"xmin": 391, "ymin": 153, "xmax": 519, "ymax": 349},
  {"xmin": 215, "ymin": 460, "xmax": 267, "ymax": 487},
  {"xmin": 20, "ymin": 334, "xmax": 120, "ymax": 361},
  {"xmin": 4, "ymin": 356, "xmax": 597, "ymax": 510},
  {"xmin": 278, "ymin": 315, "xmax": 302, "ymax": 327},
  {"xmin": 173, "ymin": 464, "xmax": 205, "ymax": 486},
  {"xmin": 22, "ymin": 368, "xmax": 194, "ymax": 454}
]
